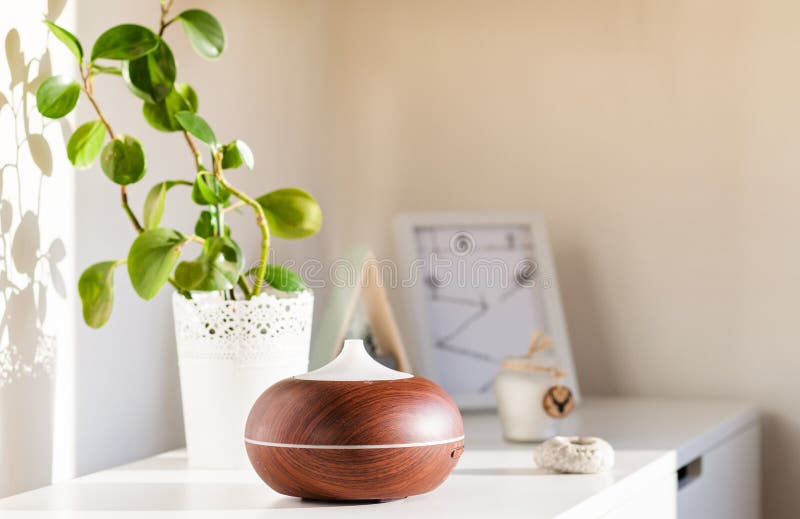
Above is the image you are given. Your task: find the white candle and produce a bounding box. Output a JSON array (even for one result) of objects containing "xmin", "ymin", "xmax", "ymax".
[{"xmin": 495, "ymin": 362, "xmax": 558, "ymax": 441}]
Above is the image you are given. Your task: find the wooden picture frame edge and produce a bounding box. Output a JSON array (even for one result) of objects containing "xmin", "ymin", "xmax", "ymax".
[{"xmin": 310, "ymin": 245, "xmax": 412, "ymax": 373}]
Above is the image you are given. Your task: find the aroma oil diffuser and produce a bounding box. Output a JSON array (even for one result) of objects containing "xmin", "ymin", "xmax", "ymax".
[{"xmin": 245, "ymin": 339, "xmax": 465, "ymax": 501}]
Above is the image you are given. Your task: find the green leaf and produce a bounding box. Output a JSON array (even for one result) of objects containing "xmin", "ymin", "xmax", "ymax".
[
  {"xmin": 220, "ymin": 140, "xmax": 254, "ymax": 170},
  {"xmin": 90, "ymin": 24, "xmax": 159, "ymax": 62},
  {"xmin": 194, "ymin": 210, "xmax": 215, "ymax": 238},
  {"xmin": 193, "ymin": 209, "xmax": 231, "ymax": 239},
  {"xmin": 177, "ymin": 9, "xmax": 225, "ymax": 60},
  {"xmin": 191, "ymin": 172, "xmax": 230, "ymax": 205},
  {"xmin": 78, "ymin": 260, "xmax": 124, "ymax": 329},
  {"xmin": 67, "ymin": 120, "xmax": 106, "ymax": 168},
  {"xmin": 44, "ymin": 21, "xmax": 83, "ymax": 61},
  {"xmin": 35, "ymin": 75, "xmax": 80, "ymax": 118},
  {"xmin": 255, "ymin": 264, "xmax": 306, "ymax": 292},
  {"xmin": 91, "ymin": 64, "xmax": 122, "ymax": 76},
  {"xmin": 127, "ymin": 228, "xmax": 185, "ymax": 300},
  {"xmin": 174, "ymin": 236, "xmax": 242, "ymax": 291},
  {"xmin": 256, "ymin": 188, "xmax": 322, "ymax": 239},
  {"xmin": 101, "ymin": 135, "xmax": 146, "ymax": 185},
  {"xmin": 142, "ymin": 83, "xmax": 197, "ymax": 132},
  {"xmin": 142, "ymin": 180, "xmax": 191, "ymax": 229},
  {"xmin": 177, "ymin": 83, "xmax": 198, "ymax": 112},
  {"xmin": 122, "ymin": 37, "xmax": 176, "ymax": 103},
  {"xmin": 175, "ymin": 111, "xmax": 217, "ymax": 147}
]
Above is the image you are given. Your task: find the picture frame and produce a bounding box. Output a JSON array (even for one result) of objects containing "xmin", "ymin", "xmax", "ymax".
[
  {"xmin": 393, "ymin": 212, "xmax": 579, "ymax": 409},
  {"xmin": 310, "ymin": 244, "xmax": 412, "ymax": 372}
]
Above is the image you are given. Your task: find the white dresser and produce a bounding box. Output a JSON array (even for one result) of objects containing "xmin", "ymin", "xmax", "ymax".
[
  {"xmin": 0, "ymin": 397, "xmax": 758, "ymax": 518},
  {"xmin": 466, "ymin": 397, "xmax": 761, "ymax": 518}
]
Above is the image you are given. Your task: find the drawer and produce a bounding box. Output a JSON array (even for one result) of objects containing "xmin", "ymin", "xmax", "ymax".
[{"xmin": 677, "ymin": 424, "xmax": 760, "ymax": 519}]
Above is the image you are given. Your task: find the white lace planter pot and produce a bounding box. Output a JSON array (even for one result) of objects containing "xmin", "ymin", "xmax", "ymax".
[{"xmin": 172, "ymin": 290, "xmax": 313, "ymax": 468}]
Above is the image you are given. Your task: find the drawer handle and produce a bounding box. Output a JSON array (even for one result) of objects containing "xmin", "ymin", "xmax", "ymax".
[{"xmin": 677, "ymin": 456, "xmax": 703, "ymax": 490}]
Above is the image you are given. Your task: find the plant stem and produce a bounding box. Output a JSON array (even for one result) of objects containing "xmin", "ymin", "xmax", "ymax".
[
  {"xmin": 80, "ymin": 65, "xmax": 144, "ymax": 233},
  {"xmin": 181, "ymin": 132, "xmax": 221, "ymax": 248},
  {"xmin": 212, "ymin": 155, "xmax": 270, "ymax": 296},
  {"xmin": 182, "ymin": 131, "xmax": 204, "ymax": 171},
  {"xmin": 223, "ymin": 200, "xmax": 245, "ymax": 212},
  {"xmin": 159, "ymin": 0, "xmax": 176, "ymax": 36},
  {"xmin": 237, "ymin": 275, "xmax": 253, "ymax": 298},
  {"xmin": 79, "ymin": 62, "xmax": 186, "ymax": 295},
  {"xmin": 214, "ymin": 204, "xmax": 223, "ymax": 236},
  {"xmin": 120, "ymin": 187, "xmax": 144, "ymax": 233},
  {"xmin": 83, "ymin": 82, "xmax": 114, "ymax": 137}
]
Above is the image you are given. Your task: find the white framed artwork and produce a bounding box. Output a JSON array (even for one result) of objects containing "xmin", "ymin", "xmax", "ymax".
[{"xmin": 393, "ymin": 212, "xmax": 579, "ymax": 409}]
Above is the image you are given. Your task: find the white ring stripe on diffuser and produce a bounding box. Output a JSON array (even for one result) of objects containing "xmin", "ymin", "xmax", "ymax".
[{"xmin": 244, "ymin": 435, "xmax": 465, "ymax": 450}]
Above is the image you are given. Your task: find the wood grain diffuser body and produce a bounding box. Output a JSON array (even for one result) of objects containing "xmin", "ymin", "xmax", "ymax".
[{"xmin": 245, "ymin": 339, "xmax": 465, "ymax": 500}]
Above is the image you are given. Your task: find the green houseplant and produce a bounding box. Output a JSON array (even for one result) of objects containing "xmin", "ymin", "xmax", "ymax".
[
  {"xmin": 36, "ymin": 1, "xmax": 322, "ymax": 467},
  {"xmin": 36, "ymin": 1, "xmax": 321, "ymax": 328}
]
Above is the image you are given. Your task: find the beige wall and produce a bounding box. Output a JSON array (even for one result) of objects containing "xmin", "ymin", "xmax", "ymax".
[{"xmin": 323, "ymin": 1, "xmax": 800, "ymax": 517}]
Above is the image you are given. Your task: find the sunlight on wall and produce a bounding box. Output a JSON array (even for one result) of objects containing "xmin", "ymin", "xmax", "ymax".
[{"xmin": 0, "ymin": 0, "xmax": 76, "ymax": 497}]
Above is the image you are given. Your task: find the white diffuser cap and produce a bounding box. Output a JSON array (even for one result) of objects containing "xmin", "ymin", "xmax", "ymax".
[{"xmin": 296, "ymin": 339, "xmax": 413, "ymax": 381}]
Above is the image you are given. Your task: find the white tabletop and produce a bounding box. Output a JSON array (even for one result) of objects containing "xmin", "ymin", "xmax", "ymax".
[
  {"xmin": 0, "ymin": 448, "xmax": 673, "ymax": 519},
  {"xmin": 0, "ymin": 397, "xmax": 757, "ymax": 518}
]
